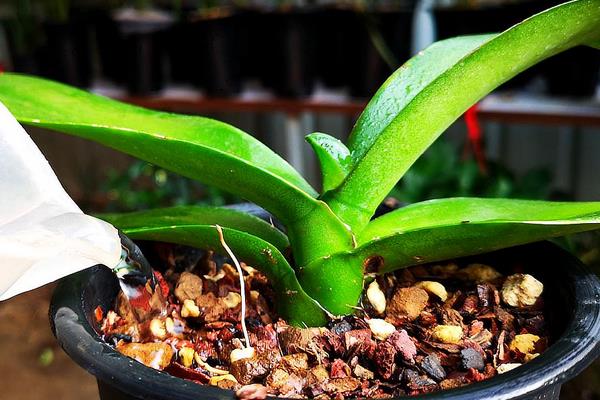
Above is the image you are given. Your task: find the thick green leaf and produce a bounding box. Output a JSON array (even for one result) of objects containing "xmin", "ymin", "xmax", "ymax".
[
  {"xmin": 0, "ymin": 74, "xmax": 356, "ymax": 267},
  {"xmin": 306, "ymin": 133, "xmax": 351, "ymax": 192},
  {"xmin": 354, "ymin": 198, "xmax": 600, "ymax": 273},
  {"xmin": 99, "ymin": 206, "xmax": 289, "ymax": 251},
  {"xmin": 324, "ymin": 0, "xmax": 600, "ymax": 232},
  {"xmin": 102, "ymin": 212, "xmax": 326, "ymax": 326},
  {"xmin": 0, "ymin": 73, "xmax": 318, "ymax": 224}
]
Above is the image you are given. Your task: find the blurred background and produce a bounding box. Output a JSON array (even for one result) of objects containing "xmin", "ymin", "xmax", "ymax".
[{"xmin": 0, "ymin": 0, "xmax": 599, "ymax": 398}]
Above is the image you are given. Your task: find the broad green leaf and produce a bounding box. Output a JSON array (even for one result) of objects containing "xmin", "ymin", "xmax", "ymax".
[
  {"xmin": 0, "ymin": 74, "xmax": 317, "ymax": 224},
  {"xmin": 103, "ymin": 213, "xmax": 326, "ymax": 326},
  {"xmin": 99, "ymin": 206, "xmax": 289, "ymax": 252},
  {"xmin": 353, "ymin": 198, "xmax": 600, "ymax": 273},
  {"xmin": 306, "ymin": 133, "xmax": 351, "ymax": 192},
  {"xmin": 324, "ymin": 0, "xmax": 600, "ymax": 232}
]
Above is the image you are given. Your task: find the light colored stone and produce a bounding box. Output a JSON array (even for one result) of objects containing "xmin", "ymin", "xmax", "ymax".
[
  {"xmin": 502, "ymin": 274, "xmax": 544, "ymax": 307},
  {"xmin": 117, "ymin": 342, "xmax": 173, "ymax": 370},
  {"xmin": 431, "ymin": 325, "xmax": 463, "ymax": 344},
  {"xmin": 354, "ymin": 364, "xmax": 375, "ymax": 380},
  {"xmin": 223, "ymin": 292, "xmax": 242, "ymax": 308},
  {"xmin": 497, "ymin": 363, "xmax": 522, "ymax": 374},
  {"xmin": 367, "ymin": 318, "xmax": 396, "ymax": 341},
  {"xmin": 230, "ymin": 347, "xmax": 255, "ymax": 363},
  {"xmin": 209, "ymin": 374, "xmax": 238, "ymax": 386},
  {"xmin": 415, "ymin": 281, "xmax": 448, "ymax": 301},
  {"xmin": 509, "ymin": 334, "xmax": 540, "ymax": 354},
  {"xmin": 178, "ymin": 347, "xmax": 194, "ymax": 368},
  {"xmin": 367, "ymin": 280, "xmax": 386, "ymax": 314},
  {"xmin": 181, "ymin": 298, "xmax": 200, "ymax": 318},
  {"xmin": 149, "ymin": 318, "xmax": 167, "ymax": 339}
]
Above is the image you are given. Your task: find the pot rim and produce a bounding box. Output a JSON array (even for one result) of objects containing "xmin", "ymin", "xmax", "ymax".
[{"xmin": 49, "ymin": 241, "xmax": 600, "ymax": 400}]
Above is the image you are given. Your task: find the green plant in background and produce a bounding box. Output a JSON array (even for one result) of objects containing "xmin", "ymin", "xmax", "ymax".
[
  {"xmin": 4, "ymin": 0, "xmax": 41, "ymax": 60},
  {"xmin": 102, "ymin": 160, "xmax": 240, "ymax": 212},
  {"xmin": 1, "ymin": 0, "xmax": 600, "ymax": 326},
  {"xmin": 390, "ymin": 139, "xmax": 552, "ymax": 203},
  {"xmin": 41, "ymin": 0, "xmax": 70, "ymax": 23}
]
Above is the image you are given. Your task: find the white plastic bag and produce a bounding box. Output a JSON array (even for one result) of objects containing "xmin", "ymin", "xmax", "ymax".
[{"xmin": 0, "ymin": 101, "xmax": 121, "ymax": 300}]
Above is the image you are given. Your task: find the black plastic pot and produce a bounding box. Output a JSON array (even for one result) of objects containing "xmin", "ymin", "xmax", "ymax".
[{"xmin": 50, "ymin": 239, "xmax": 600, "ymax": 400}]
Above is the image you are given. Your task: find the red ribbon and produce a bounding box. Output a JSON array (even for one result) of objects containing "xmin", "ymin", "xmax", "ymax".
[{"xmin": 464, "ymin": 103, "xmax": 487, "ymax": 173}]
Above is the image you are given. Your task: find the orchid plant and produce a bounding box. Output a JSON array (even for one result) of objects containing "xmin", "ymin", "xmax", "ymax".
[{"xmin": 1, "ymin": 0, "xmax": 599, "ymax": 327}]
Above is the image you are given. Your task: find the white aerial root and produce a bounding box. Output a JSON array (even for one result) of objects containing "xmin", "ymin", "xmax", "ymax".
[{"xmin": 216, "ymin": 225, "xmax": 251, "ymax": 349}]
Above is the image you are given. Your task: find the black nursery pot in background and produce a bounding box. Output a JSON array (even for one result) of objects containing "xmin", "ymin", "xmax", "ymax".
[
  {"xmin": 543, "ymin": 46, "xmax": 600, "ymax": 98},
  {"xmin": 50, "ymin": 238, "xmax": 600, "ymax": 400},
  {"xmin": 35, "ymin": 18, "xmax": 93, "ymax": 88},
  {"xmin": 434, "ymin": 0, "xmax": 599, "ymax": 96},
  {"xmin": 192, "ymin": 12, "xmax": 242, "ymax": 97},
  {"xmin": 434, "ymin": 1, "xmax": 543, "ymax": 91},
  {"xmin": 315, "ymin": 6, "xmax": 355, "ymax": 89},
  {"xmin": 111, "ymin": 10, "xmax": 173, "ymax": 96},
  {"xmin": 346, "ymin": 7, "xmax": 413, "ymax": 99},
  {"xmin": 247, "ymin": 8, "xmax": 317, "ymax": 98},
  {"xmin": 96, "ymin": 14, "xmax": 127, "ymax": 86}
]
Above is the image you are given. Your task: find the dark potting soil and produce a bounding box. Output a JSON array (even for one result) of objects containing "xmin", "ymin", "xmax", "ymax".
[{"xmin": 98, "ymin": 243, "xmax": 549, "ymax": 398}]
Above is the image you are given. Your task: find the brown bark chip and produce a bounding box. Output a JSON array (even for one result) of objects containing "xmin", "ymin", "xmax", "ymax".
[
  {"xmin": 116, "ymin": 342, "xmax": 173, "ymax": 370},
  {"xmin": 174, "ymin": 272, "xmax": 203, "ymax": 302},
  {"xmin": 386, "ymin": 287, "xmax": 429, "ymax": 321}
]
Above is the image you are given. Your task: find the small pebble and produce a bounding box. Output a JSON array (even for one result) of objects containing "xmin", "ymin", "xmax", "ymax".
[
  {"xmin": 329, "ymin": 320, "xmax": 353, "ymax": 336},
  {"xmin": 388, "ymin": 330, "xmax": 417, "ymax": 363},
  {"xmin": 367, "ymin": 280, "xmax": 387, "ymax": 314},
  {"xmin": 509, "ymin": 334, "xmax": 540, "ymax": 354},
  {"xmin": 502, "ymin": 274, "xmax": 544, "ymax": 307},
  {"xmin": 525, "ymin": 353, "xmax": 540, "ymax": 362},
  {"xmin": 367, "ymin": 318, "xmax": 396, "ymax": 341},
  {"xmin": 460, "ymin": 348, "xmax": 484, "ymax": 371},
  {"xmin": 223, "ymin": 292, "xmax": 242, "ymax": 308},
  {"xmin": 236, "ymin": 383, "xmax": 268, "ymax": 400},
  {"xmin": 403, "ymin": 369, "xmax": 437, "ymax": 388},
  {"xmin": 178, "ymin": 347, "xmax": 195, "ymax": 368},
  {"xmin": 497, "ymin": 363, "xmax": 522, "ymax": 374},
  {"xmin": 210, "ymin": 374, "xmax": 238, "ymax": 386},
  {"xmin": 415, "ymin": 281, "xmax": 448, "ymax": 301},
  {"xmin": 431, "ymin": 325, "xmax": 463, "ymax": 344},
  {"xmin": 230, "ymin": 347, "xmax": 255, "ymax": 363},
  {"xmin": 353, "ymin": 364, "xmax": 375, "ymax": 380},
  {"xmin": 421, "ymin": 354, "xmax": 446, "ymax": 381},
  {"xmin": 457, "ymin": 264, "xmax": 502, "ymax": 282}
]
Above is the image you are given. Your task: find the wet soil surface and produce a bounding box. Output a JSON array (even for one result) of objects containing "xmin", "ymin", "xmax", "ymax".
[{"xmin": 98, "ymin": 243, "xmax": 555, "ymax": 398}]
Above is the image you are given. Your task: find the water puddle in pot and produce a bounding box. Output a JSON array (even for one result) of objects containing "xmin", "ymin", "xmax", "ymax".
[{"xmin": 112, "ymin": 233, "xmax": 166, "ymax": 323}]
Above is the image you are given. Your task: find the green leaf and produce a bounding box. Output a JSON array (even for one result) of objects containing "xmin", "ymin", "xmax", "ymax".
[
  {"xmin": 324, "ymin": 0, "xmax": 600, "ymax": 232},
  {"xmin": 354, "ymin": 198, "xmax": 600, "ymax": 274},
  {"xmin": 102, "ymin": 211, "xmax": 326, "ymax": 326},
  {"xmin": 99, "ymin": 206, "xmax": 289, "ymax": 252},
  {"xmin": 0, "ymin": 73, "xmax": 317, "ymax": 224},
  {"xmin": 306, "ymin": 132, "xmax": 351, "ymax": 193}
]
